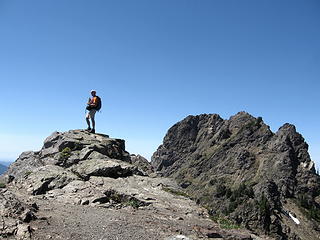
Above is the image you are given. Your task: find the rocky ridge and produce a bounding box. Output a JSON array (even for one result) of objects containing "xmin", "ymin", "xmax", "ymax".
[
  {"xmin": 0, "ymin": 129, "xmax": 260, "ymax": 240},
  {"xmin": 152, "ymin": 112, "xmax": 320, "ymax": 240}
]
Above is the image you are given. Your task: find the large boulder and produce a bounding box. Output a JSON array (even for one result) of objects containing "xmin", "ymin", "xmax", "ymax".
[
  {"xmin": 22, "ymin": 165, "xmax": 81, "ymax": 195},
  {"xmin": 70, "ymin": 158, "xmax": 144, "ymax": 180}
]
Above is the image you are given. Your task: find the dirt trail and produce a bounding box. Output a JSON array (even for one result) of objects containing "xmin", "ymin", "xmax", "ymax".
[{"xmin": 30, "ymin": 199, "xmax": 210, "ymax": 240}]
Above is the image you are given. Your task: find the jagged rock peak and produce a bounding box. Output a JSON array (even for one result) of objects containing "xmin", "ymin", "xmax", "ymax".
[{"xmin": 151, "ymin": 112, "xmax": 320, "ymax": 240}]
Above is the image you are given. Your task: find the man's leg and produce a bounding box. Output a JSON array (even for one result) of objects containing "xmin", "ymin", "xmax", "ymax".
[
  {"xmin": 86, "ymin": 113, "xmax": 91, "ymax": 130},
  {"xmin": 92, "ymin": 118, "xmax": 95, "ymax": 130},
  {"xmin": 89, "ymin": 110, "xmax": 96, "ymax": 133}
]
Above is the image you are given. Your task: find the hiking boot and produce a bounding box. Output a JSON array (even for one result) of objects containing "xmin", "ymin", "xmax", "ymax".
[
  {"xmin": 90, "ymin": 129, "xmax": 95, "ymax": 134},
  {"xmin": 86, "ymin": 127, "xmax": 91, "ymax": 131}
]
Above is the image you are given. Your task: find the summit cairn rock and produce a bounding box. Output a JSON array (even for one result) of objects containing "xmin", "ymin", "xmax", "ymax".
[{"xmin": 152, "ymin": 112, "xmax": 320, "ymax": 240}]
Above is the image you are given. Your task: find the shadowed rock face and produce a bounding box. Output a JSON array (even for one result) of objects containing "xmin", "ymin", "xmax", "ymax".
[{"xmin": 152, "ymin": 112, "xmax": 320, "ymax": 240}]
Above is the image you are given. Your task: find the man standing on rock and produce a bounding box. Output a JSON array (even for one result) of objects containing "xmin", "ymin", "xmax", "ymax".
[{"xmin": 86, "ymin": 90, "xmax": 101, "ymax": 134}]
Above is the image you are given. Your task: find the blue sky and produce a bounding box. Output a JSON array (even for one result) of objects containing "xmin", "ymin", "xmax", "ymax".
[{"xmin": 0, "ymin": 0, "xmax": 319, "ymax": 168}]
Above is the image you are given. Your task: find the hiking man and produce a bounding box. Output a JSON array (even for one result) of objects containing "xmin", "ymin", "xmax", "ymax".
[{"xmin": 86, "ymin": 90, "xmax": 101, "ymax": 133}]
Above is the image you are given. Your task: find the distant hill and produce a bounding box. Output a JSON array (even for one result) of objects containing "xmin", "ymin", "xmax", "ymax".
[
  {"xmin": 0, "ymin": 161, "xmax": 12, "ymax": 167},
  {"xmin": 0, "ymin": 164, "xmax": 7, "ymax": 175}
]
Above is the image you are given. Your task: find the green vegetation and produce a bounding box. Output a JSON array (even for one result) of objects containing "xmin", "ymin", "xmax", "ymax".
[
  {"xmin": 105, "ymin": 190, "xmax": 124, "ymax": 202},
  {"xmin": 162, "ymin": 187, "xmax": 190, "ymax": 198},
  {"xmin": 297, "ymin": 194, "xmax": 320, "ymax": 222},
  {"xmin": 215, "ymin": 184, "xmax": 232, "ymax": 198},
  {"xmin": 308, "ymin": 206, "xmax": 320, "ymax": 222},
  {"xmin": 125, "ymin": 199, "xmax": 142, "ymax": 209},
  {"xmin": 59, "ymin": 147, "xmax": 72, "ymax": 161},
  {"xmin": 230, "ymin": 183, "xmax": 254, "ymax": 201},
  {"xmin": 254, "ymin": 194, "xmax": 271, "ymax": 232},
  {"xmin": 257, "ymin": 194, "xmax": 271, "ymax": 218},
  {"xmin": 210, "ymin": 215, "xmax": 241, "ymax": 230},
  {"xmin": 0, "ymin": 182, "xmax": 6, "ymax": 188},
  {"xmin": 104, "ymin": 189, "xmax": 148, "ymax": 209},
  {"xmin": 206, "ymin": 184, "xmax": 257, "ymax": 231},
  {"xmin": 214, "ymin": 182, "xmax": 254, "ymax": 215},
  {"xmin": 24, "ymin": 171, "xmax": 32, "ymax": 177}
]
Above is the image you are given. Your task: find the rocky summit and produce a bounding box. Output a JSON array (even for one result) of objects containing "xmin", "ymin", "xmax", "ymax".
[
  {"xmin": 152, "ymin": 112, "xmax": 320, "ymax": 240},
  {"xmin": 0, "ymin": 129, "xmax": 262, "ymax": 240}
]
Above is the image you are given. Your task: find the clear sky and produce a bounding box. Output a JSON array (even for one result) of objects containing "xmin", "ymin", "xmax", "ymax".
[{"xmin": 0, "ymin": 0, "xmax": 319, "ymax": 168}]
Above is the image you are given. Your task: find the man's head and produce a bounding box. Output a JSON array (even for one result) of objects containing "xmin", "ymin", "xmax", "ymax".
[{"xmin": 91, "ymin": 90, "xmax": 96, "ymax": 96}]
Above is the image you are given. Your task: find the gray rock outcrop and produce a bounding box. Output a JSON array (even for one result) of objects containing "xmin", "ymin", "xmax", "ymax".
[
  {"xmin": 4, "ymin": 130, "xmax": 131, "ymax": 180},
  {"xmin": 1, "ymin": 129, "xmax": 259, "ymax": 240},
  {"xmin": 152, "ymin": 112, "xmax": 320, "ymax": 240}
]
